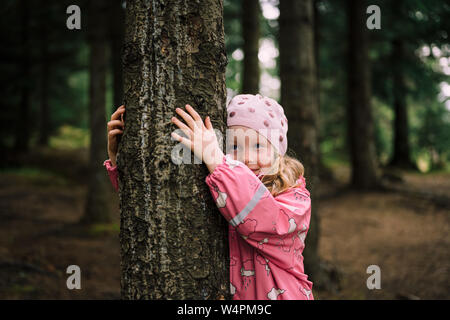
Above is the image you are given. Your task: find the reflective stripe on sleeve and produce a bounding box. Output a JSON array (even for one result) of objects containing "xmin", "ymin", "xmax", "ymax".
[{"xmin": 229, "ymin": 183, "xmax": 268, "ymax": 227}]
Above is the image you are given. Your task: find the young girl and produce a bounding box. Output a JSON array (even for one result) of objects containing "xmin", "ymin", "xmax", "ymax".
[{"xmin": 104, "ymin": 94, "xmax": 314, "ymax": 300}]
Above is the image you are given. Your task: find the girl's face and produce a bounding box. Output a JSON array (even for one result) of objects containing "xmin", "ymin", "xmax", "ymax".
[{"xmin": 227, "ymin": 125, "xmax": 278, "ymax": 176}]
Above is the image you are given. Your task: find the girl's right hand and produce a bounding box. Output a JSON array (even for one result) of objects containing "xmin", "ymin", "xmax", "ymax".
[{"xmin": 107, "ymin": 105, "xmax": 125, "ymax": 167}]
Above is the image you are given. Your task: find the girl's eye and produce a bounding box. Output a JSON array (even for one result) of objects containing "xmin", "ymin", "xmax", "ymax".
[
  {"xmin": 232, "ymin": 144, "xmax": 238, "ymax": 150},
  {"xmin": 255, "ymin": 143, "xmax": 261, "ymax": 149}
]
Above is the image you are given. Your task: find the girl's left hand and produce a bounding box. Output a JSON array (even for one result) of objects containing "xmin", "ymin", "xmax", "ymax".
[{"xmin": 171, "ymin": 104, "xmax": 224, "ymax": 172}]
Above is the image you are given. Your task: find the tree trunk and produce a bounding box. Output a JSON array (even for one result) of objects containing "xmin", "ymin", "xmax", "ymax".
[
  {"xmin": 110, "ymin": 0, "xmax": 125, "ymax": 108},
  {"xmin": 39, "ymin": 13, "xmax": 50, "ymax": 147},
  {"xmin": 241, "ymin": 0, "xmax": 260, "ymax": 94},
  {"xmin": 14, "ymin": 0, "xmax": 31, "ymax": 153},
  {"xmin": 390, "ymin": 38, "xmax": 413, "ymax": 169},
  {"xmin": 81, "ymin": 0, "xmax": 111, "ymax": 224},
  {"xmin": 117, "ymin": 0, "xmax": 229, "ymax": 299},
  {"xmin": 314, "ymin": 0, "xmax": 333, "ymax": 181},
  {"xmin": 279, "ymin": 0, "xmax": 322, "ymax": 287},
  {"xmin": 388, "ymin": 1, "xmax": 414, "ymax": 170},
  {"xmin": 347, "ymin": 0, "xmax": 380, "ymax": 189}
]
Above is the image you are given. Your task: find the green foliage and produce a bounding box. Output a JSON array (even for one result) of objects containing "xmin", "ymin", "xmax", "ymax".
[
  {"xmin": 226, "ymin": 55, "xmax": 243, "ymax": 92},
  {"xmin": 49, "ymin": 125, "xmax": 89, "ymax": 150},
  {"xmin": 372, "ymin": 97, "xmax": 394, "ymax": 164},
  {"xmin": 411, "ymin": 100, "xmax": 450, "ymax": 171},
  {"xmin": 224, "ymin": 0, "xmax": 243, "ymax": 92},
  {"xmin": 316, "ymin": 0, "xmax": 349, "ymax": 159},
  {"xmin": 1, "ymin": 0, "xmax": 447, "ymax": 173},
  {"xmin": 7, "ymin": 284, "xmax": 37, "ymax": 295},
  {"xmin": 224, "ymin": 0, "xmax": 243, "ymax": 56},
  {"xmin": 87, "ymin": 223, "xmax": 120, "ymax": 236},
  {"xmin": 0, "ymin": 167, "xmax": 69, "ymax": 186},
  {"xmin": 316, "ymin": 0, "xmax": 449, "ymax": 167}
]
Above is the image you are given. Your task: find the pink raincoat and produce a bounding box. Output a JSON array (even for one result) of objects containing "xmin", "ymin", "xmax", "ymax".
[{"xmin": 103, "ymin": 153, "xmax": 313, "ymax": 300}]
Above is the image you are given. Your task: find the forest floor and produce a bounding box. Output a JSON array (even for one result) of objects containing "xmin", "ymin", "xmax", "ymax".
[{"xmin": 0, "ymin": 147, "xmax": 449, "ymax": 299}]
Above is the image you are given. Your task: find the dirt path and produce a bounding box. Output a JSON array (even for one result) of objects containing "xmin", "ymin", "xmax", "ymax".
[
  {"xmin": 0, "ymin": 148, "xmax": 121, "ymax": 299},
  {"xmin": 0, "ymin": 148, "xmax": 448, "ymax": 299},
  {"xmin": 317, "ymin": 188, "xmax": 449, "ymax": 299}
]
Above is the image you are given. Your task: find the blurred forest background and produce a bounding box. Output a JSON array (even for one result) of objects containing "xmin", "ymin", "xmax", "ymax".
[{"xmin": 0, "ymin": 0, "xmax": 449, "ymax": 299}]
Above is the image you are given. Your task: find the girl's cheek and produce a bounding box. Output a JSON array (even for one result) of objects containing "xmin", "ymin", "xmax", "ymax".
[{"xmin": 258, "ymin": 151, "xmax": 272, "ymax": 167}]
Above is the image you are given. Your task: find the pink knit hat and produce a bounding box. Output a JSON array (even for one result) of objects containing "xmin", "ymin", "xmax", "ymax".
[{"xmin": 227, "ymin": 93, "xmax": 288, "ymax": 156}]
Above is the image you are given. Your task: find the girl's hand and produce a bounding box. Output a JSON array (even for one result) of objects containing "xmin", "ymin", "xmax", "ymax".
[
  {"xmin": 107, "ymin": 105, "xmax": 125, "ymax": 167},
  {"xmin": 171, "ymin": 104, "xmax": 224, "ymax": 173}
]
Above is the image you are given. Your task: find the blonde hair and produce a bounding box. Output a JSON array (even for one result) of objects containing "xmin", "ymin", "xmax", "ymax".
[{"xmin": 260, "ymin": 152, "xmax": 305, "ymax": 197}]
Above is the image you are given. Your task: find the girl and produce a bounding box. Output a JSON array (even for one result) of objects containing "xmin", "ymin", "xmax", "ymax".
[{"xmin": 104, "ymin": 94, "xmax": 314, "ymax": 300}]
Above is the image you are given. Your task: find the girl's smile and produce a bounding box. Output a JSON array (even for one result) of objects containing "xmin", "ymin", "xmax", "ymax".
[{"xmin": 227, "ymin": 125, "xmax": 278, "ymax": 176}]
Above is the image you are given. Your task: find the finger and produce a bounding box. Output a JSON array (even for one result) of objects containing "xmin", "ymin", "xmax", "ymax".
[
  {"xmin": 171, "ymin": 132, "xmax": 193, "ymax": 150},
  {"xmin": 108, "ymin": 129, "xmax": 123, "ymax": 139},
  {"xmin": 111, "ymin": 106, "xmax": 126, "ymax": 120},
  {"xmin": 108, "ymin": 120, "xmax": 125, "ymax": 130},
  {"xmin": 205, "ymin": 116, "xmax": 213, "ymax": 130},
  {"xmin": 175, "ymin": 107, "xmax": 197, "ymax": 130},
  {"xmin": 185, "ymin": 104, "xmax": 202, "ymax": 122},
  {"xmin": 171, "ymin": 117, "xmax": 193, "ymax": 139},
  {"xmin": 186, "ymin": 104, "xmax": 206, "ymax": 130}
]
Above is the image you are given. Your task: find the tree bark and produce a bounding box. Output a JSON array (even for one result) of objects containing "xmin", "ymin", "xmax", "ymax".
[
  {"xmin": 241, "ymin": 0, "xmax": 261, "ymax": 94},
  {"xmin": 279, "ymin": 0, "xmax": 322, "ymax": 287},
  {"xmin": 81, "ymin": 0, "xmax": 111, "ymax": 224},
  {"xmin": 347, "ymin": 0, "xmax": 380, "ymax": 189},
  {"xmin": 117, "ymin": 0, "xmax": 229, "ymax": 299}
]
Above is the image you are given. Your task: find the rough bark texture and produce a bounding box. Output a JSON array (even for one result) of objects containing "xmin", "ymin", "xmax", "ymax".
[
  {"xmin": 117, "ymin": 0, "xmax": 229, "ymax": 299},
  {"xmin": 279, "ymin": 0, "xmax": 322, "ymax": 287},
  {"xmin": 82, "ymin": 0, "xmax": 112, "ymax": 224},
  {"xmin": 347, "ymin": 0, "xmax": 380, "ymax": 189},
  {"xmin": 241, "ymin": 0, "xmax": 260, "ymax": 94}
]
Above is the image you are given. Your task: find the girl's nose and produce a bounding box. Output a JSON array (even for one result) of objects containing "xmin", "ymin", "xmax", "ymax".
[{"xmin": 244, "ymin": 149, "xmax": 257, "ymax": 166}]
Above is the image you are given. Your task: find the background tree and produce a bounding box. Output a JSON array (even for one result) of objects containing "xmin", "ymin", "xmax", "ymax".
[
  {"xmin": 347, "ymin": 0, "xmax": 380, "ymax": 189},
  {"xmin": 109, "ymin": 0, "xmax": 125, "ymax": 108},
  {"xmin": 370, "ymin": 0, "xmax": 450, "ymax": 170},
  {"xmin": 0, "ymin": 0, "xmax": 449, "ymax": 300},
  {"xmin": 14, "ymin": 0, "xmax": 31, "ymax": 154},
  {"xmin": 279, "ymin": 0, "xmax": 324, "ymax": 287},
  {"xmin": 117, "ymin": 0, "xmax": 229, "ymax": 299},
  {"xmin": 38, "ymin": 5, "xmax": 50, "ymax": 147},
  {"xmin": 241, "ymin": 0, "xmax": 261, "ymax": 94},
  {"xmin": 390, "ymin": 36, "xmax": 414, "ymax": 169},
  {"xmin": 81, "ymin": 0, "xmax": 111, "ymax": 224}
]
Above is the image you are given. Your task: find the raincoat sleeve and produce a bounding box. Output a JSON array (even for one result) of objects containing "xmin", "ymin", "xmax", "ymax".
[{"xmin": 103, "ymin": 159, "xmax": 119, "ymax": 192}]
